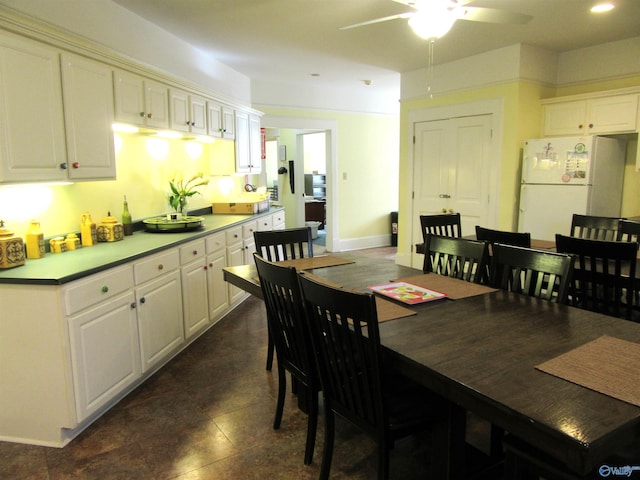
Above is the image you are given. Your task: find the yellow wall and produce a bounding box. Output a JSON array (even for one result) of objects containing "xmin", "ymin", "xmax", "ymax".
[
  {"xmin": 0, "ymin": 134, "xmax": 249, "ymax": 239},
  {"xmin": 258, "ymin": 106, "xmax": 400, "ymax": 244},
  {"xmin": 398, "ymin": 76, "xmax": 640, "ymax": 257}
]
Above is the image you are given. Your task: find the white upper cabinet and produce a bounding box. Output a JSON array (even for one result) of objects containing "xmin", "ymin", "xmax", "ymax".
[
  {"xmin": 207, "ymin": 101, "xmax": 235, "ymax": 139},
  {"xmin": 114, "ymin": 70, "xmax": 169, "ymax": 129},
  {"xmin": 61, "ymin": 53, "xmax": 116, "ymax": 180},
  {"xmin": 169, "ymin": 88, "xmax": 207, "ymax": 135},
  {"xmin": 235, "ymin": 110, "xmax": 262, "ymax": 173},
  {"xmin": 0, "ymin": 32, "xmax": 67, "ymax": 183},
  {"xmin": 542, "ymin": 93, "xmax": 639, "ymax": 136}
]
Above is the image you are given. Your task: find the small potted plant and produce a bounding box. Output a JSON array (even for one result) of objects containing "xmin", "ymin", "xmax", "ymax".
[{"xmin": 168, "ymin": 173, "xmax": 209, "ymax": 217}]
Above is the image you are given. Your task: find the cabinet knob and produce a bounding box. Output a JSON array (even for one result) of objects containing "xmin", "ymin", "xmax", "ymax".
[
  {"xmin": 101, "ymin": 285, "xmax": 109, "ymax": 293},
  {"xmin": 147, "ymin": 113, "xmax": 153, "ymax": 119},
  {"xmin": 59, "ymin": 162, "xmax": 68, "ymax": 170},
  {"xmin": 588, "ymin": 123, "xmax": 594, "ymax": 129},
  {"xmin": 139, "ymin": 112, "xmax": 145, "ymax": 117},
  {"xmin": 130, "ymin": 302, "xmax": 137, "ymax": 309},
  {"xmin": 157, "ymin": 264, "xmax": 164, "ymax": 270},
  {"xmin": 140, "ymin": 297, "xmax": 146, "ymax": 304},
  {"xmin": 193, "ymin": 250, "xmax": 198, "ymax": 255},
  {"xmin": 72, "ymin": 162, "xmax": 80, "ymax": 169},
  {"xmin": 209, "ymin": 263, "xmax": 213, "ymax": 268},
  {"xmin": 578, "ymin": 124, "xmax": 583, "ymax": 129},
  {"xmin": 203, "ymin": 265, "xmax": 208, "ymax": 270}
]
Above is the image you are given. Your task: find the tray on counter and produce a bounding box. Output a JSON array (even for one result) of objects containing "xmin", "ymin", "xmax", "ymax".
[{"xmin": 143, "ymin": 216, "xmax": 204, "ymax": 232}]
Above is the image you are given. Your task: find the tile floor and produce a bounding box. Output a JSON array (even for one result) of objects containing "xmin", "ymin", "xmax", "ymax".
[{"xmin": 0, "ymin": 246, "xmax": 496, "ymax": 480}]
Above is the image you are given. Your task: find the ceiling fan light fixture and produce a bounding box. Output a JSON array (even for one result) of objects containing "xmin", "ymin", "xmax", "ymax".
[{"xmin": 408, "ymin": 7, "xmax": 458, "ymax": 40}]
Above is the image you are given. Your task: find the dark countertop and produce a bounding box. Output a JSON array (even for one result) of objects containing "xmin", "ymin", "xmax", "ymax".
[{"xmin": 0, "ymin": 210, "xmax": 281, "ymax": 285}]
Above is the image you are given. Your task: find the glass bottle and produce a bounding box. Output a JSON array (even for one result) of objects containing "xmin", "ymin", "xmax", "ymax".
[{"xmin": 122, "ymin": 195, "xmax": 133, "ymax": 236}]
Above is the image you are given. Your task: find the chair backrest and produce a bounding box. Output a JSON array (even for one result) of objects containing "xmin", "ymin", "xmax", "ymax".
[
  {"xmin": 617, "ymin": 219, "xmax": 640, "ymax": 242},
  {"xmin": 253, "ymin": 253, "xmax": 316, "ymax": 385},
  {"xmin": 298, "ymin": 273, "xmax": 384, "ymax": 436},
  {"xmin": 424, "ymin": 234, "xmax": 489, "ymax": 283},
  {"xmin": 489, "ymin": 244, "xmax": 574, "ymax": 304},
  {"xmin": 254, "ymin": 227, "xmax": 313, "ymax": 262},
  {"xmin": 570, "ymin": 214, "xmax": 620, "ymax": 241},
  {"xmin": 420, "ymin": 213, "xmax": 462, "ymax": 239},
  {"xmin": 475, "ymin": 225, "xmax": 531, "ymax": 248},
  {"xmin": 556, "ymin": 234, "xmax": 638, "ymax": 319}
]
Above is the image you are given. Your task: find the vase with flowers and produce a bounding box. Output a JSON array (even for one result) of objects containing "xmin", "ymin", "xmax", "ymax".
[{"xmin": 168, "ymin": 173, "xmax": 209, "ymax": 216}]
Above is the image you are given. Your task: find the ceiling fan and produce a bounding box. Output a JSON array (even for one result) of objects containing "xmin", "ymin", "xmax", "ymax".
[{"xmin": 340, "ymin": 0, "xmax": 532, "ymax": 40}]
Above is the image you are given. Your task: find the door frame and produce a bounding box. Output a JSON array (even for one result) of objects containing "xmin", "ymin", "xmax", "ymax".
[
  {"xmin": 399, "ymin": 98, "xmax": 503, "ymax": 267},
  {"xmin": 261, "ymin": 115, "xmax": 337, "ymax": 252}
]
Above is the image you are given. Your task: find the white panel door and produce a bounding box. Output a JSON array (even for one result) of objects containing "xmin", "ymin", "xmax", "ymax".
[{"xmin": 412, "ymin": 115, "xmax": 492, "ymax": 268}]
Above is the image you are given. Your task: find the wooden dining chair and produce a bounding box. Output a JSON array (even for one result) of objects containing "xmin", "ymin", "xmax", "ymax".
[
  {"xmin": 489, "ymin": 244, "xmax": 574, "ymax": 303},
  {"xmin": 423, "ymin": 233, "xmax": 490, "ymax": 283},
  {"xmin": 616, "ymin": 219, "xmax": 640, "ymax": 242},
  {"xmin": 570, "ymin": 213, "xmax": 621, "ymax": 241},
  {"xmin": 253, "ymin": 254, "xmax": 320, "ymax": 465},
  {"xmin": 253, "ymin": 227, "xmax": 313, "ymax": 370},
  {"xmin": 555, "ymin": 234, "xmax": 638, "ymax": 320},
  {"xmin": 297, "ymin": 273, "xmax": 450, "ymax": 480},
  {"xmin": 420, "ymin": 213, "xmax": 462, "ymax": 239},
  {"xmin": 475, "ymin": 225, "xmax": 531, "ymax": 248}
]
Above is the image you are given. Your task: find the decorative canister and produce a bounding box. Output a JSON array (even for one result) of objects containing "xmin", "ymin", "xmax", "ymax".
[
  {"xmin": 97, "ymin": 212, "xmax": 124, "ymax": 242},
  {"xmin": 0, "ymin": 220, "xmax": 25, "ymax": 269},
  {"xmin": 65, "ymin": 233, "xmax": 81, "ymax": 250},
  {"xmin": 80, "ymin": 212, "xmax": 97, "ymax": 247},
  {"xmin": 25, "ymin": 220, "xmax": 45, "ymax": 259},
  {"xmin": 49, "ymin": 237, "xmax": 67, "ymax": 254}
]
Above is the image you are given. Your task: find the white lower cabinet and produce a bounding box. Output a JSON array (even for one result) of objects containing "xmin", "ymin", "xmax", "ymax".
[
  {"xmin": 180, "ymin": 239, "xmax": 209, "ymax": 339},
  {"xmin": 206, "ymin": 231, "xmax": 229, "ymax": 323},
  {"xmin": 134, "ymin": 250, "xmax": 184, "ymax": 373},
  {"xmin": 226, "ymin": 225, "xmax": 247, "ymax": 305},
  {"xmin": 68, "ymin": 291, "xmax": 140, "ymax": 422}
]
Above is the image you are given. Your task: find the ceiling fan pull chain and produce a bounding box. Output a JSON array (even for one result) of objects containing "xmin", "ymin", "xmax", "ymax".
[{"xmin": 426, "ymin": 39, "xmax": 435, "ymax": 99}]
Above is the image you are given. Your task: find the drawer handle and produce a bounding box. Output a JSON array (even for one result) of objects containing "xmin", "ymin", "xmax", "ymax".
[
  {"xmin": 157, "ymin": 264, "xmax": 164, "ymax": 270},
  {"xmin": 101, "ymin": 285, "xmax": 109, "ymax": 293}
]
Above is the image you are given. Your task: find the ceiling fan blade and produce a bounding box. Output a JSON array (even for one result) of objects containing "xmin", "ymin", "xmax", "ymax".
[
  {"xmin": 339, "ymin": 12, "xmax": 413, "ymax": 30},
  {"xmin": 458, "ymin": 6, "xmax": 532, "ymax": 25}
]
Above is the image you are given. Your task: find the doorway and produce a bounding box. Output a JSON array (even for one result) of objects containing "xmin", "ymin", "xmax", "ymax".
[{"xmin": 261, "ymin": 115, "xmax": 337, "ymax": 252}]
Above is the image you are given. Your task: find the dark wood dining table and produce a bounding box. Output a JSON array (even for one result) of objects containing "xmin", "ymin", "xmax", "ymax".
[{"xmin": 223, "ymin": 252, "xmax": 640, "ymax": 479}]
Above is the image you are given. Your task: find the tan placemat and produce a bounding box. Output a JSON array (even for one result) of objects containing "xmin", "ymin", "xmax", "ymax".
[
  {"xmin": 375, "ymin": 297, "xmax": 417, "ymax": 323},
  {"xmin": 536, "ymin": 335, "xmax": 640, "ymax": 407},
  {"xmin": 531, "ymin": 239, "xmax": 556, "ymax": 250},
  {"xmin": 394, "ymin": 274, "xmax": 497, "ymax": 300},
  {"xmin": 301, "ymin": 273, "xmax": 415, "ymax": 323},
  {"xmin": 277, "ymin": 255, "xmax": 355, "ymax": 270}
]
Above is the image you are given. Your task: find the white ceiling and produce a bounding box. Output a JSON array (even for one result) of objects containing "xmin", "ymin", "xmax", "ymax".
[{"xmin": 111, "ymin": 0, "xmax": 640, "ymax": 92}]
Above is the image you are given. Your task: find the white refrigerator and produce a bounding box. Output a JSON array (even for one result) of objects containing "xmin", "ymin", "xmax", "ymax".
[{"xmin": 517, "ymin": 135, "xmax": 626, "ymax": 241}]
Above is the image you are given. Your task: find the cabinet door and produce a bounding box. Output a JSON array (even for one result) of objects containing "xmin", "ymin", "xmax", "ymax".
[
  {"xmin": 0, "ymin": 32, "xmax": 67, "ymax": 182},
  {"xmin": 169, "ymin": 88, "xmax": 190, "ymax": 133},
  {"xmin": 207, "ymin": 101, "xmax": 223, "ymax": 138},
  {"xmin": 113, "ymin": 70, "xmax": 145, "ymax": 125},
  {"xmin": 249, "ymin": 114, "xmax": 263, "ymax": 173},
  {"xmin": 189, "ymin": 94, "xmax": 207, "ymax": 135},
  {"xmin": 588, "ymin": 95, "xmax": 638, "ymax": 134},
  {"xmin": 136, "ymin": 270, "xmax": 184, "ymax": 372},
  {"xmin": 206, "ymin": 249, "xmax": 228, "ymax": 323},
  {"xmin": 222, "ymin": 107, "xmax": 236, "ymax": 139},
  {"xmin": 61, "ymin": 53, "xmax": 116, "ymax": 180},
  {"xmin": 144, "ymin": 79, "xmax": 169, "ymax": 129},
  {"xmin": 542, "ymin": 101, "xmax": 586, "ymax": 136},
  {"xmin": 68, "ymin": 291, "xmax": 140, "ymax": 422},
  {"xmin": 235, "ymin": 110, "xmax": 251, "ymax": 172}
]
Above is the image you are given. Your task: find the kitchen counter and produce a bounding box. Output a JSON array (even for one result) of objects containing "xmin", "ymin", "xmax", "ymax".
[{"xmin": 0, "ymin": 209, "xmax": 281, "ymax": 285}]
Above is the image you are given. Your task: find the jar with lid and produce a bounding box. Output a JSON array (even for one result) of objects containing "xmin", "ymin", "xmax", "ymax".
[
  {"xmin": 0, "ymin": 220, "xmax": 25, "ymax": 269},
  {"xmin": 97, "ymin": 212, "xmax": 124, "ymax": 242}
]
